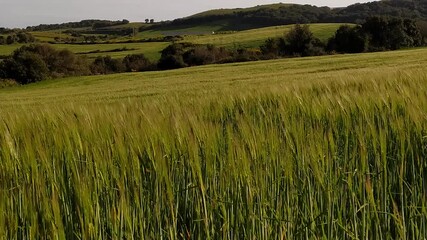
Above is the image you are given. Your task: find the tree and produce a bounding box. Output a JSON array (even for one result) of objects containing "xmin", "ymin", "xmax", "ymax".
[
  {"xmin": 260, "ymin": 37, "xmax": 286, "ymax": 57},
  {"xmin": 0, "ymin": 44, "xmax": 90, "ymax": 83},
  {"xmin": 362, "ymin": 17, "xmax": 422, "ymax": 50},
  {"xmin": 150, "ymin": 19, "xmax": 155, "ymax": 24},
  {"xmin": 123, "ymin": 54, "xmax": 152, "ymax": 72},
  {"xmin": 6, "ymin": 35, "xmax": 15, "ymax": 45},
  {"xmin": 285, "ymin": 24, "xmax": 324, "ymax": 56},
  {"xmin": 327, "ymin": 25, "xmax": 368, "ymax": 53},
  {"xmin": 157, "ymin": 43, "xmax": 196, "ymax": 70},
  {"xmin": 145, "ymin": 19, "xmax": 149, "ymax": 24},
  {"xmin": 90, "ymin": 56, "xmax": 125, "ymax": 74},
  {"xmin": 1, "ymin": 52, "xmax": 49, "ymax": 84}
]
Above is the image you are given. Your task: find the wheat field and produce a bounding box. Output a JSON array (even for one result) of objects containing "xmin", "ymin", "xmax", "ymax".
[{"xmin": 1, "ymin": 48, "xmax": 427, "ymax": 239}]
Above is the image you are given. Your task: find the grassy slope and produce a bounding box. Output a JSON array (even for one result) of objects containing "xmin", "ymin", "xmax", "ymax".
[
  {"xmin": 184, "ymin": 23, "xmax": 345, "ymax": 48},
  {"xmin": 1, "ymin": 49, "xmax": 427, "ymax": 238},
  {"xmin": 189, "ymin": 3, "xmax": 292, "ymax": 18},
  {"xmin": 0, "ymin": 23, "xmax": 342, "ymax": 60},
  {"xmin": 1, "ymin": 48, "xmax": 426, "ymax": 105},
  {"xmin": 0, "ymin": 42, "xmax": 169, "ymax": 61}
]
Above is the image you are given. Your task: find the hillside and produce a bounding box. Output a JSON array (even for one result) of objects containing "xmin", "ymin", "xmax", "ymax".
[
  {"xmin": 10, "ymin": 0, "xmax": 427, "ymax": 40},
  {"xmin": 1, "ymin": 47, "xmax": 426, "ymax": 105},
  {"xmin": 157, "ymin": 0, "xmax": 427, "ymax": 32}
]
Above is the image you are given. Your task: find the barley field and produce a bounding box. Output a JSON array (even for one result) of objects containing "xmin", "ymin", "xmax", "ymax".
[{"xmin": 1, "ymin": 48, "xmax": 427, "ymax": 239}]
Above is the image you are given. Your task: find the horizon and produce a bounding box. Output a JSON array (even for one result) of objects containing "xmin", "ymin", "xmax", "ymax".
[{"xmin": 1, "ymin": 0, "xmax": 376, "ymax": 29}]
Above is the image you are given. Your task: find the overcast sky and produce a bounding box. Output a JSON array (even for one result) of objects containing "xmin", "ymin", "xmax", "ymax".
[{"xmin": 0, "ymin": 0, "xmax": 376, "ymax": 28}]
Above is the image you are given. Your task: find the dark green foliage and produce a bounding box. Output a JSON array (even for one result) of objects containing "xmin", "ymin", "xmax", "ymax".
[
  {"xmin": 0, "ymin": 44, "xmax": 90, "ymax": 84},
  {"xmin": 284, "ymin": 24, "xmax": 325, "ymax": 56},
  {"xmin": 90, "ymin": 56, "xmax": 125, "ymax": 74},
  {"xmin": 327, "ymin": 25, "xmax": 368, "ymax": 53},
  {"xmin": 158, "ymin": 43, "xmax": 261, "ymax": 69},
  {"xmin": 26, "ymin": 19, "xmax": 130, "ymax": 31},
  {"xmin": 157, "ymin": 55, "xmax": 187, "ymax": 70},
  {"xmin": 260, "ymin": 38, "xmax": 286, "ymax": 57},
  {"xmin": 362, "ymin": 17, "xmax": 423, "ymax": 50},
  {"xmin": 13, "ymin": 44, "xmax": 90, "ymax": 77},
  {"xmin": 157, "ymin": 43, "xmax": 193, "ymax": 70},
  {"xmin": 0, "ymin": 32, "xmax": 36, "ymax": 45},
  {"xmin": 183, "ymin": 45, "xmax": 230, "ymax": 66},
  {"xmin": 417, "ymin": 20, "xmax": 427, "ymax": 39},
  {"xmin": 1, "ymin": 52, "xmax": 49, "ymax": 84},
  {"xmin": 6, "ymin": 36, "xmax": 15, "ymax": 45},
  {"xmin": 123, "ymin": 54, "xmax": 153, "ymax": 72}
]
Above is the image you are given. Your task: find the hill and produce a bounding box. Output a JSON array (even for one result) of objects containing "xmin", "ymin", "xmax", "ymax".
[
  {"xmin": 2, "ymin": 0, "xmax": 423, "ymax": 44},
  {"xmin": 0, "ymin": 23, "xmax": 342, "ymax": 61},
  {"xmin": 157, "ymin": 0, "xmax": 427, "ymax": 32}
]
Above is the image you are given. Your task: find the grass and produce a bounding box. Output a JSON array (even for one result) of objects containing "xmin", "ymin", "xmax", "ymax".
[
  {"xmin": 53, "ymin": 42, "xmax": 169, "ymax": 60},
  {"xmin": 0, "ymin": 44, "xmax": 25, "ymax": 57},
  {"xmin": 1, "ymin": 23, "xmax": 344, "ymax": 61},
  {"xmin": 184, "ymin": 23, "xmax": 346, "ymax": 48},
  {"xmin": 0, "ymin": 42, "xmax": 169, "ymax": 61},
  {"xmin": 1, "ymin": 47, "xmax": 427, "ymax": 239},
  {"xmin": 190, "ymin": 3, "xmax": 294, "ymax": 18}
]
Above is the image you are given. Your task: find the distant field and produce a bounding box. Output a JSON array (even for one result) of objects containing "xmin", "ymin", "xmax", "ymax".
[
  {"xmin": 0, "ymin": 42, "xmax": 169, "ymax": 61},
  {"xmin": 1, "ymin": 23, "xmax": 345, "ymax": 62},
  {"xmin": 185, "ymin": 23, "xmax": 347, "ymax": 48},
  {"xmin": 1, "ymin": 47, "xmax": 426, "ymax": 105},
  {"xmin": 53, "ymin": 42, "xmax": 169, "ymax": 60},
  {"xmin": 0, "ymin": 44, "xmax": 25, "ymax": 56},
  {"xmin": 1, "ymin": 48, "xmax": 427, "ymax": 238}
]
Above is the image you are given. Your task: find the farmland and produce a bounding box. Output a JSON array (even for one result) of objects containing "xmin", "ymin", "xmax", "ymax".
[
  {"xmin": 0, "ymin": 23, "xmax": 342, "ymax": 60},
  {"xmin": 1, "ymin": 48, "xmax": 427, "ymax": 238}
]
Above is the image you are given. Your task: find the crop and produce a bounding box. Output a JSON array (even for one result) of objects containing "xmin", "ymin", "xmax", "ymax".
[{"xmin": 1, "ymin": 48, "xmax": 427, "ymax": 239}]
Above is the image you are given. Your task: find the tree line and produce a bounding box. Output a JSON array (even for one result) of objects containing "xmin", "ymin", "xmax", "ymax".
[
  {"xmin": 261, "ymin": 16, "xmax": 423, "ymax": 58},
  {"xmin": 0, "ymin": 17, "xmax": 424, "ymax": 86},
  {"xmin": 25, "ymin": 19, "xmax": 130, "ymax": 31},
  {"xmin": 0, "ymin": 32, "xmax": 36, "ymax": 45}
]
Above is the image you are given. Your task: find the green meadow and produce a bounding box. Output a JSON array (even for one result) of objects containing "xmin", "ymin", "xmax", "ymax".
[
  {"xmin": 1, "ymin": 48, "xmax": 427, "ymax": 238},
  {"xmin": 185, "ymin": 23, "xmax": 345, "ymax": 48},
  {"xmin": 0, "ymin": 42, "xmax": 169, "ymax": 61},
  {"xmin": 0, "ymin": 23, "xmax": 342, "ymax": 61}
]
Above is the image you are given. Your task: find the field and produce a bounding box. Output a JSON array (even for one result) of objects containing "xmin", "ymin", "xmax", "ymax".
[
  {"xmin": 185, "ymin": 23, "xmax": 345, "ymax": 48},
  {"xmin": 0, "ymin": 42, "xmax": 169, "ymax": 61},
  {"xmin": 1, "ymin": 48, "xmax": 427, "ymax": 239},
  {"xmin": 0, "ymin": 23, "xmax": 342, "ymax": 60}
]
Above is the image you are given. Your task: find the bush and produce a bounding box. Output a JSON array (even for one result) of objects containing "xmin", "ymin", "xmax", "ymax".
[
  {"xmin": 157, "ymin": 43, "xmax": 194, "ymax": 70},
  {"xmin": 260, "ymin": 38, "xmax": 286, "ymax": 57},
  {"xmin": 123, "ymin": 54, "xmax": 153, "ymax": 72},
  {"xmin": 183, "ymin": 45, "xmax": 230, "ymax": 66},
  {"xmin": 0, "ymin": 44, "xmax": 90, "ymax": 84},
  {"xmin": 13, "ymin": 44, "xmax": 90, "ymax": 77},
  {"xmin": 362, "ymin": 17, "xmax": 423, "ymax": 51},
  {"xmin": 327, "ymin": 25, "xmax": 368, "ymax": 53},
  {"xmin": 1, "ymin": 52, "xmax": 49, "ymax": 84},
  {"xmin": 90, "ymin": 56, "xmax": 125, "ymax": 74},
  {"xmin": 158, "ymin": 55, "xmax": 187, "ymax": 70},
  {"xmin": 284, "ymin": 24, "xmax": 325, "ymax": 57}
]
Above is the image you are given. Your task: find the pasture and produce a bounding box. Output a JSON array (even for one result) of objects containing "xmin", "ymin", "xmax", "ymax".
[
  {"xmin": 1, "ymin": 48, "xmax": 427, "ymax": 239},
  {"xmin": 0, "ymin": 23, "xmax": 342, "ymax": 61},
  {"xmin": 185, "ymin": 23, "xmax": 345, "ymax": 48}
]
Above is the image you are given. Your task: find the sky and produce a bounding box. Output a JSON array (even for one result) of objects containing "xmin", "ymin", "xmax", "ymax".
[{"xmin": 0, "ymin": 0, "xmax": 376, "ymax": 28}]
